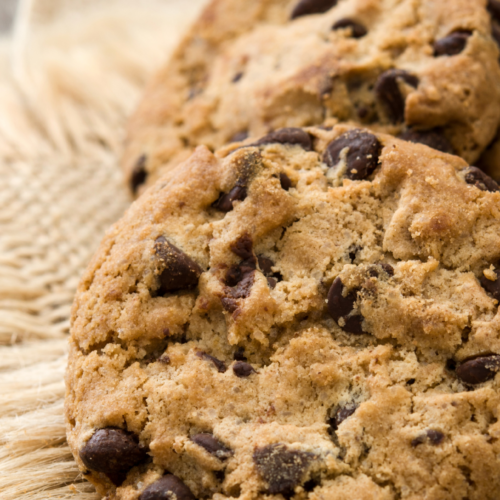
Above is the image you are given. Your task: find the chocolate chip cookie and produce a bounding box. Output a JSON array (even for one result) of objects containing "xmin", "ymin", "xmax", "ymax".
[
  {"xmin": 68, "ymin": 125, "xmax": 500, "ymax": 499},
  {"xmin": 122, "ymin": 0, "xmax": 500, "ymax": 196}
]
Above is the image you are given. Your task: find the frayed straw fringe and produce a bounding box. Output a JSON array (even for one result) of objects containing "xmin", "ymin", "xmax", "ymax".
[{"xmin": 0, "ymin": 0, "xmax": 206, "ymax": 498}]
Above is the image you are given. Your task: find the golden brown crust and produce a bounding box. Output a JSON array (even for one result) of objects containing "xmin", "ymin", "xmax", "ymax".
[
  {"xmin": 122, "ymin": 0, "xmax": 500, "ymax": 196},
  {"xmin": 69, "ymin": 125, "xmax": 500, "ymax": 499}
]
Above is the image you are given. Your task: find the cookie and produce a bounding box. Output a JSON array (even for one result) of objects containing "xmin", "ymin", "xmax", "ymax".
[
  {"xmin": 122, "ymin": 0, "xmax": 500, "ymax": 195},
  {"xmin": 68, "ymin": 125, "xmax": 500, "ymax": 499}
]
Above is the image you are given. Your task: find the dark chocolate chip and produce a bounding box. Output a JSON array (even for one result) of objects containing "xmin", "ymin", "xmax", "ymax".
[
  {"xmin": 464, "ymin": 166, "xmax": 500, "ymax": 192},
  {"xmin": 398, "ymin": 128, "xmax": 454, "ymax": 154},
  {"xmin": 253, "ymin": 444, "xmax": 314, "ymax": 495},
  {"xmin": 267, "ymin": 277, "xmax": 278, "ymax": 289},
  {"xmin": 196, "ymin": 351, "xmax": 227, "ymax": 373},
  {"xmin": 221, "ymin": 297, "xmax": 239, "ymax": 313},
  {"xmin": 332, "ymin": 18, "xmax": 367, "ymax": 38},
  {"xmin": 258, "ymin": 256, "xmax": 275, "ymax": 275},
  {"xmin": 213, "ymin": 185, "xmax": 247, "ymax": 212},
  {"xmin": 139, "ymin": 474, "xmax": 196, "ymax": 500},
  {"xmin": 406, "ymin": 378, "xmax": 416, "ymax": 385},
  {"xmin": 411, "ymin": 429, "xmax": 444, "ymax": 447},
  {"xmin": 489, "ymin": 0, "xmax": 500, "ymax": 20},
  {"xmin": 232, "ymin": 71, "xmax": 244, "ymax": 83},
  {"xmin": 130, "ymin": 154, "xmax": 147, "ymax": 195},
  {"xmin": 327, "ymin": 277, "xmax": 364, "ymax": 334},
  {"xmin": 233, "ymin": 361, "xmax": 256, "ymax": 377},
  {"xmin": 257, "ymin": 255, "xmax": 283, "ymax": 287},
  {"xmin": 328, "ymin": 403, "xmax": 358, "ymax": 432},
  {"xmin": 252, "ymin": 128, "xmax": 312, "ymax": 151},
  {"xmin": 433, "ymin": 31, "xmax": 472, "ymax": 57},
  {"xmin": 230, "ymin": 131, "xmax": 249, "ymax": 143},
  {"xmin": 375, "ymin": 69, "xmax": 419, "ymax": 123},
  {"xmin": 230, "ymin": 233, "xmax": 254, "ymax": 261},
  {"xmin": 154, "ymin": 237, "xmax": 202, "ymax": 294},
  {"xmin": 279, "ymin": 172, "xmax": 293, "ymax": 190},
  {"xmin": 80, "ymin": 428, "xmax": 147, "ymax": 481},
  {"xmin": 379, "ymin": 263, "xmax": 394, "ymax": 276},
  {"xmin": 480, "ymin": 267, "xmax": 500, "ymax": 301},
  {"xmin": 291, "ymin": 0, "xmax": 338, "ymax": 19},
  {"xmin": 323, "ymin": 130, "xmax": 381, "ymax": 181},
  {"xmin": 230, "ymin": 271, "xmax": 255, "ymax": 299},
  {"xmin": 191, "ymin": 433, "xmax": 233, "ymax": 460},
  {"xmin": 456, "ymin": 355, "xmax": 500, "ymax": 384},
  {"xmin": 233, "ymin": 347, "xmax": 247, "ymax": 361},
  {"xmin": 225, "ymin": 265, "xmax": 243, "ymax": 287}
]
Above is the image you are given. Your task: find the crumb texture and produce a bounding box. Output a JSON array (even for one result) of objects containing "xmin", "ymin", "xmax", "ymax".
[
  {"xmin": 122, "ymin": 0, "xmax": 500, "ymax": 195},
  {"xmin": 68, "ymin": 125, "xmax": 500, "ymax": 499}
]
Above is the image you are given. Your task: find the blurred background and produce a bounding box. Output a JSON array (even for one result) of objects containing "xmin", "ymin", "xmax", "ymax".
[{"xmin": 0, "ymin": 1, "xmax": 205, "ymax": 498}]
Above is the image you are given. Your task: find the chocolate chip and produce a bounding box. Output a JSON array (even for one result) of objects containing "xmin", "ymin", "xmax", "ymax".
[
  {"xmin": 464, "ymin": 167, "xmax": 500, "ymax": 192},
  {"xmin": 253, "ymin": 444, "xmax": 314, "ymax": 495},
  {"xmin": 233, "ymin": 361, "xmax": 255, "ymax": 377},
  {"xmin": 252, "ymin": 128, "xmax": 312, "ymax": 151},
  {"xmin": 257, "ymin": 255, "xmax": 283, "ymax": 287},
  {"xmin": 225, "ymin": 265, "xmax": 243, "ymax": 287},
  {"xmin": 433, "ymin": 31, "xmax": 472, "ymax": 57},
  {"xmin": 229, "ymin": 272, "xmax": 255, "ymax": 299},
  {"xmin": 221, "ymin": 297, "xmax": 239, "ymax": 313},
  {"xmin": 191, "ymin": 433, "xmax": 233, "ymax": 460},
  {"xmin": 257, "ymin": 256, "xmax": 274, "ymax": 275},
  {"xmin": 80, "ymin": 428, "xmax": 147, "ymax": 483},
  {"xmin": 279, "ymin": 172, "xmax": 293, "ymax": 190},
  {"xmin": 230, "ymin": 233, "xmax": 254, "ymax": 261},
  {"xmin": 139, "ymin": 474, "xmax": 196, "ymax": 500},
  {"xmin": 196, "ymin": 351, "xmax": 227, "ymax": 373},
  {"xmin": 456, "ymin": 355, "xmax": 500, "ymax": 384},
  {"xmin": 375, "ymin": 69, "xmax": 419, "ymax": 123},
  {"xmin": 379, "ymin": 263, "xmax": 394, "ymax": 276},
  {"xmin": 267, "ymin": 277, "xmax": 278, "ymax": 289},
  {"xmin": 411, "ymin": 429, "xmax": 445, "ymax": 447},
  {"xmin": 332, "ymin": 18, "xmax": 367, "ymax": 38},
  {"xmin": 154, "ymin": 237, "xmax": 202, "ymax": 294},
  {"xmin": 480, "ymin": 267, "xmax": 500, "ymax": 300},
  {"xmin": 291, "ymin": 0, "xmax": 338, "ymax": 19},
  {"xmin": 213, "ymin": 185, "xmax": 247, "ymax": 212},
  {"xmin": 328, "ymin": 404, "xmax": 358, "ymax": 432},
  {"xmin": 327, "ymin": 277, "xmax": 364, "ymax": 334},
  {"xmin": 323, "ymin": 130, "xmax": 381, "ymax": 181},
  {"xmin": 230, "ymin": 131, "xmax": 249, "ymax": 143},
  {"xmin": 234, "ymin": 347, "xmax": 247, "ymax": 361},
  {"xmin": 232, "ymin": 72, "xmax": 244, "ymax": 83},
  {"xmin": 489, "ymin": 0, "xmax": 500, "ymax": 20},
  {"xmin": 398, "ymin": 128, "xmax": 454, "ymax": 154},
  {"xmin": 130, "ymin": 154, "xmax": 147, "ymax": 195}
]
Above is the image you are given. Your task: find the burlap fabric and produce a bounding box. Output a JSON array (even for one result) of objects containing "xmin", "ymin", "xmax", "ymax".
[{"xmin": 0, "ymin": 1, "xmax": 205, "ymax": 498}]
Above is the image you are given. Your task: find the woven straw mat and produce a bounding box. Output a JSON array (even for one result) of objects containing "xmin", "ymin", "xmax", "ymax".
[{"xmin": 0, "ymin": 1, "xmax": 206, "ymax": 498}]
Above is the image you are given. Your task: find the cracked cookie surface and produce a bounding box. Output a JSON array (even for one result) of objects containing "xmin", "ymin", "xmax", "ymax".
[
  {"xmin": 122, "ymin": 0, "xmax": 500, "ymax": 196},
  {"xmin": 68, "ymin": 125, "xmax": 500, "ymax": 499}
]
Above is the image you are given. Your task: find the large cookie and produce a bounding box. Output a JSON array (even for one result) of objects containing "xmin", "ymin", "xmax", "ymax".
[
  {"xmin": 68, "ymin": 125, "xmax": 500, "ymax": 499},
  {"xmin": 122, "ymin": 0, "xmax": 500, "ymax": 195}
]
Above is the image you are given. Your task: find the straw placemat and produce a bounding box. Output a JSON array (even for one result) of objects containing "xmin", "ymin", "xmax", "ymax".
[{"xmin": 0, "ymin": 1, "xmax": 205, "ymax": 498}]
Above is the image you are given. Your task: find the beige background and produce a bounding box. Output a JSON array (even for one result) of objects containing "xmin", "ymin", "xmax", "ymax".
[{"xmin": 0, "ymin": 0, "xmax": 206, "ymax": 498}]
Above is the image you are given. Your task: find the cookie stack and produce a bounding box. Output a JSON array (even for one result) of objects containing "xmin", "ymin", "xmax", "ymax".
[{"xmin": 66, "ymin": 1, "xmax": 500, "ymax": 499}]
